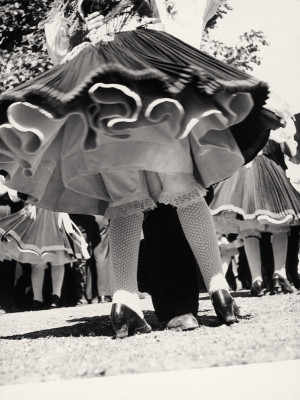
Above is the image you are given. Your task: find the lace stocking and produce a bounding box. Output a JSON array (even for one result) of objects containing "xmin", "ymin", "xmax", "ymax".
[
  {"xmin": 109, "ymin": 213, "xmax": 144, "ymax": 317},
  {"xmin": 176, "ymin": 198, "xmax": 229, "ymax": 295}
]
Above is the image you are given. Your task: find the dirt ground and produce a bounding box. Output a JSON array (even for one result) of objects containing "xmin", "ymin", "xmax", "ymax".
[{"xmin": 0, "ymin": 290, "xmax": 300, "ymax": 386}]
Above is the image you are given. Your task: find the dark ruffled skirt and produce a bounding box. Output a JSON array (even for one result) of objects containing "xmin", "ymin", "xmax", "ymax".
[
  {"xmin": 0, "ymin": 205, "xmax": 88, "ymax": 265},
  {"xmin": 210, "ymin": 155, "xmax": 300, "ymax": 236},
  {"xmin": 0, "ymin": 29, "xmax": 276, "ymax": 215}
]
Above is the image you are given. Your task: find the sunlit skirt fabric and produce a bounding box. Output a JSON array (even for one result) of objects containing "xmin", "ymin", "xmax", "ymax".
[
  {"xmin": 210, "ymin": 155, "xmax": 300, "ymax": 237},
  {"xmin": 0, "ymin": 29, "xmax": 272, "ymax": 215},
  {"xmin": 0, "ymin": 205, "xmax": 86, "ymax": 265}
]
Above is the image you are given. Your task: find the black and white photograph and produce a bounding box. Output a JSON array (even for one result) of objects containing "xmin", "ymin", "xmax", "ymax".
[{"xmin": 0, "ymin": 1, "xmax": 299, "ymax": 399}]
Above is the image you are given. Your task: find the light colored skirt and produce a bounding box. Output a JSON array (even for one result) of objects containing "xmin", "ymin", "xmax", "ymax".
[
  {"xmin": 210, "ymin": 155, "xmax": 300, "ymax": 238},
  {"xmin": 0, "ymin": 205, "xmax": 89, "ymax": 265}
]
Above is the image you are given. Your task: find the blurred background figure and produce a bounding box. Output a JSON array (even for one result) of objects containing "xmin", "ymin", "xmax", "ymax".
[
  {"xmin": 94, "ymin": 215, "xmax": 113, "ymax": 303},
  {"xmin": 0, "ymin": 197, "xmax": 89, "ymax": 310},
  {"xmin": 211, "ymin": 119, "xmax": 300, "ymax": 296},
  {"xmin": 31, "ymin": 263, "xmax": 65, "ymax": 310}
]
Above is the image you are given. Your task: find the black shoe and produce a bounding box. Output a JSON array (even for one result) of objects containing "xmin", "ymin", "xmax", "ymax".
[
  {"xmin": 250, "ymin": 280, "xmax": 264, "ymax": 297},
  {"xmin": 211, "ymin": 289, "xmax": 240, "ymax": 325},
  {"xmin": 50, "ymin": 295, "xmax": 60, "ymax": 308},
  {"xmin": 110, "ymin": 303, "xmax": 152, "ymax": 339},
  {"xmin": 166, "ymin": 313, "xmax": 199, "ymax": 331},
  {"xmin": 76, "ymin": 297, "xmax": 88, "ymax": 306},
  {"xmin": 272, "ymin": 273, "xmax": 294, "ymax": 294},
  {"xmin": 98, "ymin": 295, "xmax": 112, "ymax": 303},
  {"xmin": 32, "ymin": 300, "xmax": 44, "ymax": 311}
]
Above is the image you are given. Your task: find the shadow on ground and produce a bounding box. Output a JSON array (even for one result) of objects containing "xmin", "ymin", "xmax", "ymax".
[
  {"xmin": 0, "ymin": 306, "xmax": 251, "ymax": 340},
  {"xmin": 200, "ymin": 290, "xmax": 251, "ymax": 302}
]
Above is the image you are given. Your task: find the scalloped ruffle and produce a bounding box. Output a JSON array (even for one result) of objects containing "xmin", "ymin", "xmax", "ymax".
[
  {"xmin": 104, "ymin": 197, "xmax": 156, "ymax": 220},
  {"xmin": 0, "ymin": 206, "xmax": 87, "ymax": 264},
  {"xmin": 158, "ymin": 185, "xmax": 207, "ymax": 209},
  {"xmin": 0, "ymin": 29, "xmax": 274, "ymax": 214}
]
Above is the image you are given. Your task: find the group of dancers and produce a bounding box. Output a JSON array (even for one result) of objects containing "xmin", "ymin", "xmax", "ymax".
[{"xmin": 0, "ymin": 0, "xmax": 299, "ymax": 338}]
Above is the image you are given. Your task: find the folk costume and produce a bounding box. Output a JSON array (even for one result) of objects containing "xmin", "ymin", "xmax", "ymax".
[
  {"xmin": 210, "ymin": 120, "xmax": 300, "ymax": 295},
  {"xmin": 0, "ymin": 0, "xmax": 286, "ymax": 335}
]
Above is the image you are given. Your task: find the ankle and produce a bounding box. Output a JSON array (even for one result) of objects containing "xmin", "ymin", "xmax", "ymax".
[
  {"xmin": 252, "ymin": 276, "xmax": 263, "ymax": 284},
  {"xmin": 208, "ymin": 274, "xmax": 229, "ymax": 298},
  {"xmin": 274, "ymin": 268, "xmax": 287, "ymax": 279},
  {"xmin": 112, "ymin": 290, "xmax": 143, "ymax": 319}
]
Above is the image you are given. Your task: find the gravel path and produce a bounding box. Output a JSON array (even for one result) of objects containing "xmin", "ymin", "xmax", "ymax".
[{"xmin": 1, "ymin": 290, "xmax": 300, "ymax": 386}]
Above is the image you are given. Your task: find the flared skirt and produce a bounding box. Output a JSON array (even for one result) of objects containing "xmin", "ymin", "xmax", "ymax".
[
  {"xmin": 0, "ymin": 205, "xmax": 88, "ymax": 264},
  {"xmin": 210, "ymin": 155, "xmax": 300, "ymax": 236},
  {"xmin": 0, "ymin": 29, "xmax": 277, "ymax": 215}
]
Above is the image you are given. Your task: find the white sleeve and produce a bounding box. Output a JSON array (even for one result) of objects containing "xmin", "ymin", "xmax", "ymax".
[
  {"xmin": 153, "ymin": 0, "xmax": 222, "ymax": 48},
  {"xmin": 44, "ymin": 14, "xmax": 71, "ymax": 65},
  {"xmin": 269, "ymin": 118, "xmax": 296, "ymax": 143}
]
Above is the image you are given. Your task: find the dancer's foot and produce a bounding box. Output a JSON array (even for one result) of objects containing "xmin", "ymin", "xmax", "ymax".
[
  {"xmin": 166, "ymin": 313, "xmax": 199, "ymax": 331},
  {"xmin": 250, "ymin": 280, "xmax": 264, "ymax": 297},
  {"xmin": 76, "ymin": 297, "xmax": 88, "ymax": 306},
  {"xmin": 50, "ymin": 295, "xmax": 61, "ymax": 308},
  {"xmin": 211, "ymin": 289, "xmax": 240, "ymax": 325},
  {"xmin": 32, "ymin": 300, "xmax": 44, "ymax": 311},
  {"xmin": 271, "ymin": 273, "xmax": 294, "ymax": 294},
  {"xmin": 110, "ymin": 303, "xmax": 152, "ymax": 339}
]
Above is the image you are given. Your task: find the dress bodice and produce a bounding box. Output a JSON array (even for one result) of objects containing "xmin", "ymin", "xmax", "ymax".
[
  {"xmin": 82, "ymin": 0, "xmax": 157, "ymax": 43},
  {"xmin": 45, "ymin": 0, "xmax": 223, "ymax": 63},
  {"xmin": 79, "ymin": 0, "xmax": 154, "ymax": 18}
]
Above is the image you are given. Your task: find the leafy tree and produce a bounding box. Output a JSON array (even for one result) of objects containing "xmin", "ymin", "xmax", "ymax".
[
  {"xmin": 0, "ymin": 0, "xmax": 54, "ymax": 92},
  {"xmin": 202, "ymin": 1, "xmax": 269, "ymax": 71},
  {"xmin": 0, "ymin": 0, "xmax": 268, "ymax": 93}
]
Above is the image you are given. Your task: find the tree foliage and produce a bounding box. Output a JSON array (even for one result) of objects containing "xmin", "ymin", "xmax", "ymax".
[
  {"xmin": 202, "ymin": 1, "xmax": 269, "ymax": 72},
  {"xmin": 0, "ymin": 0, "xmax": 54, "ymax": 92},
  {"xmin": 0, "ymin": 0, "xmax": 268, "ymax": 93}
]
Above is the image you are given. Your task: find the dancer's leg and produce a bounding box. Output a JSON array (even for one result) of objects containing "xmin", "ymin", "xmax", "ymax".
[
  {"xmin": 243, "ymin": 235, "xmax": 265, "ymax": 296},
  {"xmin": 140, "ymin": 204, "xmax": 199, "ymax": 323},
  {"xmin": 109, "ymin": 213, "xmax": 144, "ymax": 318},
  {"xmin": 50, "ymin": 264, "xmax": 65, "ymax": 307},
  {"xmin": 109, "ymin": 213, "xmax": 152, "ymax": 337},
  {"xmin": 272, "ymin": 232, "xmax": 294, "ymax": 293},
  {"xmin": 176, "ymin": 198, "xmax": 239, "ymax": 324},
  {"xmin": 31, "ymin": 264, "xmax": 47, "ymax": 302},
  {"xmin": 51, "ymin": 264, "xmax": 65, "ymax": 297},
  {"xmin": 221, "ymin": 254, "xmax": 232, "ymax": 277},
  {"xmin": 95, "ymin": 226, "xmax": 113, "ymax": 299},
  {"xmin": 176, "ymin": 198, "xmax": 229, "ymax": 295},
  {"xmin": 286, "ymin": 227, "xmax": 300, "ymax": 289},
  {"xmin": 272, "ymin": 232, "xmax": 288, "ymax": 278},
  {"xmin": 243, "ymin": 236, "xmax": 263, "ymax": 283}
]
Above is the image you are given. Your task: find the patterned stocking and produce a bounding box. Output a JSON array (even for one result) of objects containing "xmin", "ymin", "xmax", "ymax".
[
  {"xmin": 109, "ymin": 213, "xmax": 144, "ymax": 318},
  {"xmin": 176, "ymin": 198, "xmax": 229, "ymax": 296}
]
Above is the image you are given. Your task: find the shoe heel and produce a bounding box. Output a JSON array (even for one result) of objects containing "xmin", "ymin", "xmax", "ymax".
[
  {"xmin": 110, "ymin": 303, "xmax": 151, "ymax": 339},
  {"xmin": 114, "ymin": 321, "xmax": 130, "ymax": 339},
  {"xmin": 212, "ymin": 289, "xmax": 238, "ymax": 325},
  {"xmin": 272, "ymin": 275, "xmax": 282, "ymax": 294}
]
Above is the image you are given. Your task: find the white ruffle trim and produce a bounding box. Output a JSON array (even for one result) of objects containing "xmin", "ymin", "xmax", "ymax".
[
  {"xmin": 104, "ymin": 197, "xmax": 156, "ymax": 220},
  {"xmin": 158, "ymin": 185, "xmax": 207, "ymax": 209}
]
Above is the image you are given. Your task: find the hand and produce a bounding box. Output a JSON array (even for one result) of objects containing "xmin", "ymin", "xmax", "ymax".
[
  {"xmin": 22, "ymin": 204, "xmax": 37, "ymax": 220},
  {"xmin": 85, "ymin": 12, "xmax": 104, "ymax": 32},
  {"xmin": 140, "ymin": 17, "xmax": 161, "ymax": 25}
]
